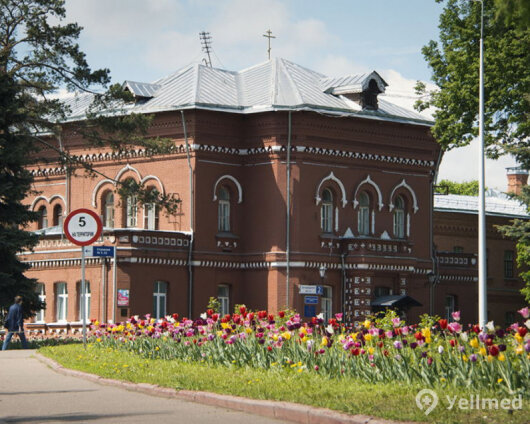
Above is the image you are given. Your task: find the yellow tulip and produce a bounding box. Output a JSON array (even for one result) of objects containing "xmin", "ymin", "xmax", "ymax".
[
  {"xmin": 281, "ymin": 331, "xmax": 291, "ymax": 340},
  {"xmin": 368, "ymin": 347, "xmax": 375, "ymax": 355},
  {"xmin": 364, "ymin": 333, "xmax": 372, "ymax": 342},
  {"xmin": 479, "ymin": 347, "xmax": 487, "ymax": 356},
  {"xmin": 470, "ymin": 338, "xmax": 479, "ymax": 348},
  {"xmin": 515, "ymin": 333, "xmax": 523, "ymax": 343},
  {"xmin": 321, "ymin": 336, "xmax": 328, "ymax": 347},
  {"xmin": 498, "ymin": 353, "xmax": 506, "ymax": 361},
  {"xmin": 516, "ymin": 345, "xmax": 524, "ymax": 355},
  {"xmin": 363, "ymin": 320, "xmax": 371, "ymax": 329}
]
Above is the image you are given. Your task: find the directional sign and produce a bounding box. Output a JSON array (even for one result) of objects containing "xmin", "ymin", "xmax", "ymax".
[
  {"xmin": 64, "ymin": 209, "xmax": 102, "ymax": 246},
  {"xmin": 83, "ymin": 246, "xmax": 115, "ymax": 257},
  {"xmin": 299, "ymin": 285, "xmax": 324, "ymax": 295},
  {"xmin": 304, "ymin": 296, "xmax": 319, "ymax": 305}
]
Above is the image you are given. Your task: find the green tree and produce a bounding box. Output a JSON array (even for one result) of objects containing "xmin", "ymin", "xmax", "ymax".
[
  {"xmin": 416, "ymin": 0, "xmax": 530, "ymax": 168},
  {"xmin": 497, "ymin": 185, "xmax": 530, "ymax": 302},
  {"xmin": 0, "ymin": 0, "xmax": 177, "ymax": 318},
  {"xmin": 494, "ymin": 0, "xmax": 530, "ymax": 30},
  {"xmin": 436, "ymin": 179, "xmax": 480, "ymax": 196}
]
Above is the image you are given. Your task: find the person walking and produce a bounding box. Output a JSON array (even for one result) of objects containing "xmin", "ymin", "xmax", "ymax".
[{"xmin": 2, "ymin": 296, "xmax": 28, "ymax": 350}]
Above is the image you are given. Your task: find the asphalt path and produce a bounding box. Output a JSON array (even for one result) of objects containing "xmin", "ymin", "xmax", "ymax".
[{"xmin": 0, "ymin": 350, "xmax": 288, "ymax": 424}]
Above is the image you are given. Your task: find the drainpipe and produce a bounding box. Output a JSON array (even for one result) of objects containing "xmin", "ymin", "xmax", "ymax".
[
  {"xmin": 181, "ymin": 110, "xmax": 195, "ymax": 318},
  {"xmin": 285, "ymin": 111, "xmax": 292, "ymax": 307},
  {"xmin": 112, "ymin": 242, "xmax": 117, "ymax": 323},
  {"xmin": 430, "ymin": 149, "xmax": 443, "ymax": 315},
  {"xmin": 340, "ymin": 252, "xmax": 346, "ymax": 317}
]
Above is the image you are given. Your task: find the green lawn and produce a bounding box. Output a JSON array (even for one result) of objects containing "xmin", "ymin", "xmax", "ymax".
[{"xmin": 40, "ymin": 344, "xmax": 529, "ymax": 424}]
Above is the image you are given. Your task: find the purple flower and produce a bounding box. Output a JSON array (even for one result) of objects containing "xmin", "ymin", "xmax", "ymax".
[
  {"xmin": 458, "ymin": 345, "xmax": 466, "ymax": 353},
  {"xmin": 498, "ymin": 344, "xmax": 507, "ymax": 352},
  {"xmin": 410, "ymin": 342, "xmax": 418, "ymax": 349},
  {"xmin": 393, "ymin": 341, "xmax": 403, "ymax": 349},
  {"xmin": 421, "ymin": 351, "xmax": 428, "ymax": 358},
  {"xmin": 470, "ymin": 354, "xmax": 478, "ymax": 362},
  {"xmin": 525, "ymin": 342, "xmax": 530, "ymax": 353}
]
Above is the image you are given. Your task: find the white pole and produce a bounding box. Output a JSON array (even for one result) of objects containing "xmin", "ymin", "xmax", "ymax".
[
  {"xmin": 477, "ymin": 0, "xmax": 487, "ymax": 328},
  {"xmin": 112, "ymin": 243, "xmax": 117, "ymax": 323},
  {"xmin": 81, "ymin": 247, "xmax": 87, "ymax": 348}
]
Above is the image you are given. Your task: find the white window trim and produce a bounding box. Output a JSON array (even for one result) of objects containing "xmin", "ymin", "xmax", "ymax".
[
  {"xmin": 153, "ymin": 281, "xmax": 167, "ymax": 320},
  {"xmin": 56, "ymin": 283, "xmax": 68, "ymax": 323}
]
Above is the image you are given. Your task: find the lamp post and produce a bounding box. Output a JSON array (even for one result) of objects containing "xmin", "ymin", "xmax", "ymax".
[
  {"xmin": 319, "ymin": 265, "xmax": 327, "ymax": 281},
  {"xmin": 472, "ymin": 0, "xmax": 487, "ymax": 328}
]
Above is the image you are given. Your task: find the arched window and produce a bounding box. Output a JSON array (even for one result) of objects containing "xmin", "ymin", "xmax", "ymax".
[
  {"xmin": 358, "ymin": 192, "xmax": 370, "ymax": 236},
  {"xmin": 393, "ymin": 195, "xmax": 405, "ymax": 239},
  {"xmin": 153, "ymin": 281, "xmax": 167, "ymax": 319},
  {"xmin": 143, "ymin": 189, "xmax": 158, "ymax": 230},
  {"xmin": 126, "ymin": 194, "xmax": 138, "ymax": 228},
  {"xmin": 104, "ymin": 192, "xmax": 114, "ymax": 228},
  {"xmin": 321, "ymin": 189, "xmax": 333, "ymax": 233},
  {"xmin": 218, "ymin": 187, "xmax": 230, "ymax": 232},
  {"xmin": 38, "ymin": 206, "xmax": 48, "ymax": 229},
  {"xmin": 52, "ymin": 204, "xmax": 63, "ymax": 227}
]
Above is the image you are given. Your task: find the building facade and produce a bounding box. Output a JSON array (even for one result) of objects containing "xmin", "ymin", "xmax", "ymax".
[{"xmin": 20, "ymin": 59, "xmax": 527, "ymax": 330}]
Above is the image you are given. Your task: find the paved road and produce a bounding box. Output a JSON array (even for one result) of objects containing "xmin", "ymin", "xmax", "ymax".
[{"xmin": 0, "ymin": 350, "xmax": 287, "ymax": 424}]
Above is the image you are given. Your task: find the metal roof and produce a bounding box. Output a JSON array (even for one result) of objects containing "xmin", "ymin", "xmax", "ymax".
[
  {"xmin": 434, "ymin": 192, "xmax": 529, "ymax": 218},
  {"xmin": 59, "ymin": 58, "xmax": 432, "ymax": 125}
]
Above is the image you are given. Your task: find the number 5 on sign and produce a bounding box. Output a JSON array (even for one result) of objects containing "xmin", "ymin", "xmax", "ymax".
[{"xmin": 64, "ymin": 209, "xmax": 102, "ymax": 246}]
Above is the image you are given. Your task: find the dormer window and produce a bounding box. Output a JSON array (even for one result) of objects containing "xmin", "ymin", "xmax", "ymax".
[{"xmin": 361, "ymin": 79, "xmax": 382, "ymax": 110}]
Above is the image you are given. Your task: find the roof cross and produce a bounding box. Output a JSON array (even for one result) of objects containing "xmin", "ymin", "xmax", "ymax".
[{"xmin": 262, "ymin": 29, "xmax": 276, "ymax": 60}]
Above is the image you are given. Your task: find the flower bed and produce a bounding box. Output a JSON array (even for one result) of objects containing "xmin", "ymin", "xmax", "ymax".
[{"xmin": 90, "ymin": 307, "xmax": 530, "ymax": 396}]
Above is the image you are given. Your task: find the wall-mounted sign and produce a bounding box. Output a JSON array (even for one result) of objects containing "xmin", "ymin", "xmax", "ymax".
[
  {"xmin": 117, "ymin": 289, "xmax": 130, "ymax": 307},
  {"xmin": 304, "ymin": 295, "xmax": 319, "ymax": 305},
  {"xmin": 304, "ymin": 305, "xmax": 316, "ymax": 317},
  {"xmin": 83, "ymin": 246, "xmax": 115, "ymax": 257},
  {"xmin": 299, "ymin": 285, "xmax": 324, "ymax": 295}
]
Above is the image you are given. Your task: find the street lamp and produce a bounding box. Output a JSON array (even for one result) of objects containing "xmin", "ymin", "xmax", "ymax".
[
  {"xmin": 319, "ymin": 265, "xmax": 327, "ymax": 281},
  {"xmin": 471, "ymin": 0, "xmax": 487, "ymax": 328}
]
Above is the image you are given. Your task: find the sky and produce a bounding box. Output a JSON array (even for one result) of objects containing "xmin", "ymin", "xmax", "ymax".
[{"xmin": 61, "ymin": 0, "xmax": 518, "ymax": 191}]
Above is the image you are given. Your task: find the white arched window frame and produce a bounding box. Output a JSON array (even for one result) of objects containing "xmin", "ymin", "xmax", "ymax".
[
  {"xmin": 126, "ymin": 194, "xmax": 138, "ymax": 228},
  {"xmin": 52, "ymin": 204, "xmax": 63, "ymax": 227},
  {"xmin": 217, "ymin": 187, "xmax": 230, "ymax": 232},
  {"xmin": 393, "ymin": 195, "xmax": 406, "ymax": 239},
  {"xmin": 153, "ymin": 281, "xmax": 167, "ymax": 319},
  {"xmin": 38, "ymin": 206, "xmax": 48, "ymax": 229},
  {"xmin": 357, "ymin": 192, "xmax": 371, "ymax": 236},
  {"xmin": 321, "ymin": 188, "xmax": 334, "ymax": 233},
  {"xmin": 104, "ymin": 192, "xmax": 115, "ymax": 228}
]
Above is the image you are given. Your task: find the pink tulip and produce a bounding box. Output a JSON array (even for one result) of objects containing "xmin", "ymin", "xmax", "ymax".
[
  {"xmin": 451, "ymin": 311, "xmax": 461, "ymax": 321},
  {"xmin": 518, "ymin": 307, "xmax": 529, "ymax": 319}
]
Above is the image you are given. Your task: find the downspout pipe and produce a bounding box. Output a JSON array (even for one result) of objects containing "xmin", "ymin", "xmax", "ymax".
[
  {"xmin": 286, "ymin": 111, "xmax": 292, "ymax": 307},
  {"xmin": 430, "ymin": 148, "xmax": 443, "ymax": 315},
  {"xmin": 181, "ymin": 110, "xmax": 195, "ymax": 318}
]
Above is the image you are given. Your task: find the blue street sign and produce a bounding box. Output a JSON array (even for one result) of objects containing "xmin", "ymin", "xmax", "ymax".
[
  {"xmin": 92, "ymin": 246, "xmax": 114, "ymax": 257},
  {"xmin": 304, "ymin": 305, "xmax": 316, "ymax": 318},
  {"xmin": 316, "ymin": 285, "xmax": 324, "ymax": 295},
  {"xmin": 304, "ymin": 296, "xmax": 319, "ymax": 305}
]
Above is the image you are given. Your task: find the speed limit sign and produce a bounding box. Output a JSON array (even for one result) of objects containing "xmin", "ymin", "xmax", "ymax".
[{"xmin": 63, "ymin": 208, "xmax": 103, "ymax": 246}]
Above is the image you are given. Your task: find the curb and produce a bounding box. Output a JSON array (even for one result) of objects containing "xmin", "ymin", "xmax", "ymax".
[{"xmin": 34, "ymin": 352, "xmax": 416, "ymax": 424}]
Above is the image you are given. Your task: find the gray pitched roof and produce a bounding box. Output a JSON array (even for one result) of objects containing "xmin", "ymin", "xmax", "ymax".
[{"xmin": 60, "ymin": 58, "xmax": 432, "ymax": 126}]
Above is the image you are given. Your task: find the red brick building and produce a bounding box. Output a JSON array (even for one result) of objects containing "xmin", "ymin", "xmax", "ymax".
[{"xmin": 20, "ymin": 59, "xmax": 527, "ymax": 330}]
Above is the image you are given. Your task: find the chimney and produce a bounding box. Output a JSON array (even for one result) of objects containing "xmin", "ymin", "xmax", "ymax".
[{"xmin": 506, "ymin": 167, "xmax": 528, "ymax": 195}]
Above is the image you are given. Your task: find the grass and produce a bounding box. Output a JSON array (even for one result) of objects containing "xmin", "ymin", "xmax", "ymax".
[{"xmin": 39, "ymin": 344, "xmax": 529, "ymax": 424}]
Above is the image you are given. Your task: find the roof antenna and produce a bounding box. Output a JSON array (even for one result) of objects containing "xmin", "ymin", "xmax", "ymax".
[
  {"xmin": 199, "ymin": 31, "xmax": 212, "ymax": 67},
  {"xmin": 263, "ymin": 29, "xmax": 276, "ymax": 60}
]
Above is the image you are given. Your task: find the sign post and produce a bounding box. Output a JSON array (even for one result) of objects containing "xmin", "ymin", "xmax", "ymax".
[{"xmin": 63, "ymin": 209, "xmax": 103, "ymax": 348}]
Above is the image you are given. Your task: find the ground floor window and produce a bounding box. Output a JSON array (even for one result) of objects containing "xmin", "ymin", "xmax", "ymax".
[
  {"xmin": 56, "ymin": 282, "xmax": 68, "ymax": 322},
  {"xmin": 36, "ymin": 283, "xmax": 46, "ymax": 322},
  {"xmin": 78, "ymin": 282, "xmax": 91, "ymax": 322},
  {"xmin": 321, "ymin": 286, "xmax": 332, "ymax": 323},
  {"xmin": 218, "ymin": 285, "xmax": 230, "ymax": 317},
  {"xmin": 153, "ymin": 281, "xmax": 167, "ymax": 319},
  {"xmin": 445, "ymin": 294, "xmax": 456, "ymax": 321}
]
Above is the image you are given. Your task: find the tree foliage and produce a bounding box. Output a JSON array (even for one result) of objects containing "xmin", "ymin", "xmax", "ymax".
[
  {"xmin": 416, "ymin": 0, "xmax": 530, "ymax": 168},
  {"xmin": 0, "ymin": 0, "xmax": 178, "ymax": 317},
  {"xmin": 497, "ymin": 184, "xmax": 530, "ymax": 302},
  {"xmin": 436, "ymin": 179, "xmax": 480, "ymax": 196}
]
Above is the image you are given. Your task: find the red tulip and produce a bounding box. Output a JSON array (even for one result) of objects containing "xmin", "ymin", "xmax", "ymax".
[
  {"xmin": 518, "ymin": 327, "xmax": 528, "ymax": 337},
  {"xmin": 449, "ymin": 339, "xmax": 457, "ymax": 347},
  {"xmin": 239, "ymin": 306, "xmax": 247, "ymax": 316},
  {"xmin": 489, "ymin": 345, "xmax": 499, "ymax": 356},
  {"xmin": 279, "ymin": 311, "xmax": 285, "ymax": 318},
  {"xmin": 439, "ymin": 319, "xmax": 448, "ymax": 330},
  {"xmin": 267, "ymin": 346, "xmax": 272, "ymax": 351},
  {"xmin": 206, "ymin": 309, "xmax": 214, "ymax": 317}
]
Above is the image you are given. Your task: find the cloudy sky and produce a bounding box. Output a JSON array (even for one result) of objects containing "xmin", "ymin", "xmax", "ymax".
[{"xmin": 62, "ymin": 0, "xmax": 517, "ymax": 190}]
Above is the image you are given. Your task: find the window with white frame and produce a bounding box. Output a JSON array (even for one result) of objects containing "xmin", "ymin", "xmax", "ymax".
[
  {"xmin": 393, "ymin": 195, "xmax": 405, "ymax": 239},
  {"xmin": 358, "ymin": 192, "xmax": 370, "ymax": 236},
  {"xmin": 218, "ymin": 187, "xmax": 230, "ymax": 232},
  {"xmin": 321, "ymin": 286, "xmax": 332, "ymax": 323},
  {"xmin": 445, "ymin": 295, "xmax": 456, "ymax": 321},
  {"xmin": 153, "ymin": 281, "xmax": 167, "ymax": 319},
  {"xmin": 218, "ymin": 285, "xmax": 230, "ymax": 316},
  {"xmin": 38, "ymin": 206, "xmax": 48, "ymax": 229},
  {"xmin": 144, "ymin": 203, "xmax": 158, "ymax": 230},
  {"xmin": 53, "ymin": 204, "xmax": 63, "ymax": 227},
  {"xmin": 321, "ymin": 188, "xmax": 333, "ymax": 233},
  {"xmin": 78, "ymin": 282, "xmax": 91, "ymax": 322},
  {"xmin": 36, "ymin": 283, "xmax": 46, "ymax": 322},
  {"xmin": 104, "ymin": 192, "xmax": 115, "ymax": 228},
  {"xmin": 126, "ymin": 194, "xmax": 138, "ymax": 228},
  {"xmin": 56, "ymin": 282, "xmax": 68, "ymax": 322}
]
